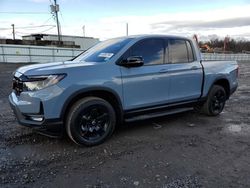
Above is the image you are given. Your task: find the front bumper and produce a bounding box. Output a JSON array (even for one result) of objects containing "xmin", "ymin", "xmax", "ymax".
[{"xmin": 9, "ymin": 92, "xmax": 63, "ymax": 133}]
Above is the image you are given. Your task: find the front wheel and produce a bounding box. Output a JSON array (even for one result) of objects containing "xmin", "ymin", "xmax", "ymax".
[
  {"xmin": 198, "ymin": 85, "xmax": 227, "ymax": 116},
  {"xmin": 66, "ymin": 97, "xmax": 116, "ymax": 146}
]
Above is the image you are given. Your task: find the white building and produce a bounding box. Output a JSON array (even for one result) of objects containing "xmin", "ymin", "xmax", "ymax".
[{"xmin": 22, "ymin": 34, "xmax": 99, "ymax": 50}]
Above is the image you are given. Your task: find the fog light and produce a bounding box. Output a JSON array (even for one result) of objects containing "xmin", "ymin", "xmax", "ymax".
[{"xmin": 30, "ymin": 116, "xmax": 44, "ymax": 122}]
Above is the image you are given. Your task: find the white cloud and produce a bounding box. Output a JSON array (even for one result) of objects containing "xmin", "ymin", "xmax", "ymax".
[
  {"xmin": 67, "ymin": 4, "xmax": 250, "ymax": 41},
  {"xmin": 1, "ymin": 4, "xmax": 250, "ymax": 41}
]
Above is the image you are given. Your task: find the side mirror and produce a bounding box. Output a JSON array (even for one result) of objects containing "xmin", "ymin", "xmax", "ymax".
[{"xmin": 120, "ymin": 56, "xmax": 144, "ymax": 67}]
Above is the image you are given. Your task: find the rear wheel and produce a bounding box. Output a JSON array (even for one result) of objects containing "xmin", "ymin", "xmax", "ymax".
[
  {"xmin": 197, "ymin": 85, "xmax": 227, "ymax": 116},
  {"xmin": 66, "ymin": 97, "xmax": 116, "ymax": 146}
]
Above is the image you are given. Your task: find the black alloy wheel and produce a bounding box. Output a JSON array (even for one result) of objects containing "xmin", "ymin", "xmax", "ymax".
[
  {"xmin": 78, "ymin": 105, "xmax": 109, "ymax": 141},
  {"xmin": 209, "ymin": 88, "xmax": 226, "ymax": 115},
  {"xmin": 198, "ymin": 85, "xmax": 227, "ymax": 116},
  {"xmin": 66, "ymin": 97, "xmax": 116, "ymax": 146}
]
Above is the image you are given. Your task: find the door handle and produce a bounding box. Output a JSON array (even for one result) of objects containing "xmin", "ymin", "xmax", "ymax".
[{"xmin": 159, "ymin": 69, "xmax": 168, "ymax": 73}]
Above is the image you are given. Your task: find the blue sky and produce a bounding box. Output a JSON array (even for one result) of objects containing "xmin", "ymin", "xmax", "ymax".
[{"xmin": 1, "ymin": 0, "xmax": 250, "ymax": 40}]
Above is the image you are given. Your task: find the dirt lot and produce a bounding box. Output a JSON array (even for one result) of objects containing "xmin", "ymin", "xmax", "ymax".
[{"xmin": 0, "ymin": 62, "xmax": 250, "ymax": 188}]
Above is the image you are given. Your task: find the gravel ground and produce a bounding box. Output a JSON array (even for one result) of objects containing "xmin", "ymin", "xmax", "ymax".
[{"xmin": 0, "ymin": 62, "xmax": 250, "ymax": 188}]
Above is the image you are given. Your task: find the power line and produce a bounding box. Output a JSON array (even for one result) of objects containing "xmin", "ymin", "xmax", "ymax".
[
  {"xmin": 39, "ymin": 26, "xmax": 56, "ymax": 33},
  {"xmin": 59, "ymin": 9, "xmax": 64, "ymax": 23},
  {"xmin": 16, "ymin": 31, "xmax": 34, "ymax": 35},
  {"xmin": 41, "ymin": 16, "xmax": 54, "ymax": 25},
  {"xmin": 17, "ymin": 25, "xmax": 55, "ymax": 29},
  {"xmin": 16, "ymin": 25, "xmax": 56, "ymax": 34},
  {"xmin": 0, "ymin": 1, "xmax": 60, "ymax": 38},
  {"xmin": 0, "ymin": 25, "xmax": 55, "ymax": 30},
  {"xmin": 15, "ymin": 33, "xmax": 24, "ymax": 37},
  {"xmin": 0, "ymin": 11, "xmax": 49, "ymax": 14}
]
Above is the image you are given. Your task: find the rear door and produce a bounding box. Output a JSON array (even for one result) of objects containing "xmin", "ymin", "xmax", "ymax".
[
  {"xmin": 167, "ymin": 39, "xmax": 203, "ymax": 103},
  {"xmin": 120, "ymin": 38, "xmax": 170, "ymax": 110}
]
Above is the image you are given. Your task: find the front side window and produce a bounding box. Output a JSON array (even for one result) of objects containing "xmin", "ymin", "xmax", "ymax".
[
  {"xmin": 169, "ymin": 39, "xmax": 194, "ymax": 63},
  {"xmin": 73, "ymin": 38, "xmax": 133, "ymax": 63},
  {"xmin": 130, "ymin": 38, "xmax": 164, "ymax": 65}
]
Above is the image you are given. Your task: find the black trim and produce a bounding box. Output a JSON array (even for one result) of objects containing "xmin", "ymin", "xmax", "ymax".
[
  {"xmin": 209, "ymin": 77, "xmax": 231, "ymax": 99},
  {"xmin": 230, "ymin": 84, "xmax": 238, "ymax": 95},
  {"xmin": 60, "ymin": 87, "xmax": 123, "ymax": 120},
  {"xmin": 124, "ymin": 99, "xmax": 201, "ymax": 119},
  {"xmin": 33, "ymin": 119, "xmax": 64, "ymax": 138},
  {"xmin": 211, "ymin": 77, "xmax": 229, "ymax": 88},
  {"xmin": 200, "ymin": 60, "xmax": 205, "ymax": 98},
  {"xmin": 125, "ymin": 107, "xmax": 193, "ymax": 122}
]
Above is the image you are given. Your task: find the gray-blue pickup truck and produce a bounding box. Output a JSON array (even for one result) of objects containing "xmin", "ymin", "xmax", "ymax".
[{"xmin": 9, "ymin": 35, "xmax": 238, "ymax": 146}]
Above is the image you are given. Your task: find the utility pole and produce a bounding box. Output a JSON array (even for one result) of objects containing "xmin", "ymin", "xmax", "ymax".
[
  {"xmin": 51, "ymin": 0, "xmax": 61, "ymax": 44},
  {"xmin": 11, "ymin": 24, "xmax": 15, "ymax": 40},
  {"xmin": 224, "ymin": 35, "xmax": 230, "ymax": 53},
  {"xmin": 126, "ymin": 23, "xmax": 128, "ymax": 36},
  {"xmin": 82, "ymin": 25, "xmax": 85, "ymax": 37}
]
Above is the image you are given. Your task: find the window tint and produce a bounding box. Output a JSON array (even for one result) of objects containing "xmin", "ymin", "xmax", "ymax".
[
  {"xmin": 130, "ymin": 39, "xmax": 164, "ymax": 65},
  {"xmin": 186, "ymin": 41, "xmax": 194, "ymax": 62},
  {"xmin": 169, "ymin": 39, "xmax": 189, "ymax": 63}
]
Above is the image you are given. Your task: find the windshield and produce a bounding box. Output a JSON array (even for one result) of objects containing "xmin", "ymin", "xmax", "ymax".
[{"xmin": 73, "ymin": 38, "xmax": 133, "ymax": 63}]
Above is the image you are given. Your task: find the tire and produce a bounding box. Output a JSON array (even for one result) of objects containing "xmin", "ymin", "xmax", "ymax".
[
  {"xmin": 199, "ymin": 85, "xmax": 227, "ymax": 116},
  {"xmin": 66, "ymin": 97, "xmax": 116, "ymax": 146}
]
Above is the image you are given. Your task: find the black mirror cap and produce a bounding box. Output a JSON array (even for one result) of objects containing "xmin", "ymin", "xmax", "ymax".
[{"xmin": 120, "ymin": 56, "xmax": 144, "ymax": 67}]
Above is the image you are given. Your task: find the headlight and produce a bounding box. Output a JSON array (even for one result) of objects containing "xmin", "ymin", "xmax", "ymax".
[{"xmin": 23, "ymin": 74, "xmax": 66, "ymax": 91}]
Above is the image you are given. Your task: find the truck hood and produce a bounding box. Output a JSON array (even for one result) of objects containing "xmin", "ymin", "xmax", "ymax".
[{"xmin": 16, "ymin": 61, "xmax": 97, "ymax": 76}]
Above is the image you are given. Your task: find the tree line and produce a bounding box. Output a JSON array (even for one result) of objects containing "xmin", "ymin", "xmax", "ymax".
[{"xmin": 199, "ymin": 38, "xmax": 250, "ymax": 53}]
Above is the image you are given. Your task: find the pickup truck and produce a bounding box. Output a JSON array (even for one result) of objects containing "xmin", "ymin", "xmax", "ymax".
[{"xmin": 9, "ymin": 35, "xmax": 238, "ymax": 146}]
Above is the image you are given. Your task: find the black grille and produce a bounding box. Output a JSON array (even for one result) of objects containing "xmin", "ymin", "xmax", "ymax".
[{"xmin": 12, "ymin": 77, "xmax": 23, "ymax": 95}]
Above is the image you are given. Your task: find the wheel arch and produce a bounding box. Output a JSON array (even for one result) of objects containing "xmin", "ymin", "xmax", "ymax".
[
  {"xmin": 212, "ymin": 78, "xmax": 230, "ymax": 99},
  {"xmin": 61, "ymin": 87, "xmax": 124, "ymax": 125}
]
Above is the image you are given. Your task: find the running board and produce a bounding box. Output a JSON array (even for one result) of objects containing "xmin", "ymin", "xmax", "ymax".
[{"xmin": 124, "ymin": 107, "xmax": 193, "ymax": 123}]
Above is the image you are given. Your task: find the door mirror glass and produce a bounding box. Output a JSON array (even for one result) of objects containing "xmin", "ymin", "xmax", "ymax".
[{"xmin": 121, "ymin": 56, "xmax": 144, "ymax": 67}]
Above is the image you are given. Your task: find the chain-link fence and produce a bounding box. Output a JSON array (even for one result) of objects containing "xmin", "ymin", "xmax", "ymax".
[{"xmin": 202, "ymin": 53, "xmax": 250, "ymax": 61}]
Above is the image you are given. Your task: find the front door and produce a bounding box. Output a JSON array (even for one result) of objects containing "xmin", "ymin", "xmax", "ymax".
[{"xmin": 120, "ymin": 38, "xmax": 170, "ymax": 110}]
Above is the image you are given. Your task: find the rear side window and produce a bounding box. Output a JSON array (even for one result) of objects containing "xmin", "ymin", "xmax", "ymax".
[
  {"xmin": 130, "ymin": 38, "xmax": 164, "ymax": 65},
  {"xmin": 169, "ymin": 39, "xmax": 194, "ymax": 63}
]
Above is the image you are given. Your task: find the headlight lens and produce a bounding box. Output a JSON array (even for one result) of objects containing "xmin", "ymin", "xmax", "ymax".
[{"xmin": 23, "ymin": 74, "xmax": 66, "ymax": 91}]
